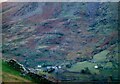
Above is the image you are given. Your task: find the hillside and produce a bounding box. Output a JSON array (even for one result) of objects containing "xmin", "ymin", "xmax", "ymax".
[
  {"xmin": 1, "ymin": 59, "xmax": 33, "ymax": 83},
  {"xmin": 1, "ymin": 59, "xmax": 56, "ymax": 83},
  {"xmin": 1, "ymin": 2, "xmax": 119, "ymax": 82}
]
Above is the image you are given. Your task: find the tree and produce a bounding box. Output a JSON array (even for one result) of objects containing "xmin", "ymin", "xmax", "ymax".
[
  {"xmin": 81, "ymin": 67, "xmax": 91, "ymax": 74},
  {"xmin": 66, "ymin": 64, "xmax": 72, "ymax": 68}
]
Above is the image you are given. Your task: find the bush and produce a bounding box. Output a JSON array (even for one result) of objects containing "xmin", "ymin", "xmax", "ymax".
[
  {"xmin": 81, "ymin": 67, "xmax": 91, "ymax": 74},
  {"xmin": 66, "ymin": 64, "xmax": 72, "ymax": 68}
]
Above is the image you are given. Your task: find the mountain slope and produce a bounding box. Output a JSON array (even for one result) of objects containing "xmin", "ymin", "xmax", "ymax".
[
  {"xmin": 1, "ymin": 2, "xmax": 119, "ymax": 82},
  {"xmin": 2, "ymin": 2, "xmax": 118, "ymax": 67}
]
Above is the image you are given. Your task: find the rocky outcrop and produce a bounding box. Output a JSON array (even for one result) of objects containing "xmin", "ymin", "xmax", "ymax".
[{"xmin": 8, "ymin": 59, "xmax": 27, "ymax": 73}]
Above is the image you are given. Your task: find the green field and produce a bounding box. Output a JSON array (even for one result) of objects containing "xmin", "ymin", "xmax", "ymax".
[
  {"xmin": 67, "ymin": 50, "xmax": 110, "ymax": 74},
  {"xmin": 68, "ymin": 61, "xmax": 99, "ymax": 74},
  {"xmin": 67, "ymin": 49, "xmax": 119, "ymax": 81},
  {"xmin": 93, "ymin": 50, "xmax": 110, "ymax": 62}
]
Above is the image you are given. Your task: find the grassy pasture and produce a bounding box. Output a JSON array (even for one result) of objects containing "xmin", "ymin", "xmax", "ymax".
[
  {"xmin": 93, "ymin": 50, "xmax": 110, "ymax": 62},
  {"xmin": 68, "ymin": 61, "xmax": 99, "ymax": 74}
]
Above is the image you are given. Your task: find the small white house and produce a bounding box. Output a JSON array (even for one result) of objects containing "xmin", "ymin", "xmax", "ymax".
[
  {"xmin": 58, "ymin": 66, "xmax": 62, "ymax": 69},
  {"xmin": 37, "ymin": 65, "xmax": 42, "ymax": 68},
  {"xmin": 94, "ymin": 65, "xmax": 98, "ymax": 69}
]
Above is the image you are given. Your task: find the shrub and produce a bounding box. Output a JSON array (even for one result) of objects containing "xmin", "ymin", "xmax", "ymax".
[{"xmin": 81, "ymin": 67, "xmax": 91, "ymax": 74}]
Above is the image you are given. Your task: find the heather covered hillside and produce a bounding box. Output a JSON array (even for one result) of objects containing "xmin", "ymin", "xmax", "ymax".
[{"xmin": 1, "ymin": 2, "xmax": 119, "ymax": 82}]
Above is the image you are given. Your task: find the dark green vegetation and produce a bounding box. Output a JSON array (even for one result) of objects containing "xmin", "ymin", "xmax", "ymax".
[{"xmin": 1, "ymin": 2, "xmax": 120, "ymax": 82}]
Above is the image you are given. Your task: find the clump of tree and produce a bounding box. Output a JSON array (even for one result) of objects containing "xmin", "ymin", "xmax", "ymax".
[
  {"xmin": 81, "ymin": 67, "xmax": 91, "ymax": 74},
  {"xmin": 66, "ymin": 64, "xmax": 72, "ymax": 68}
]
